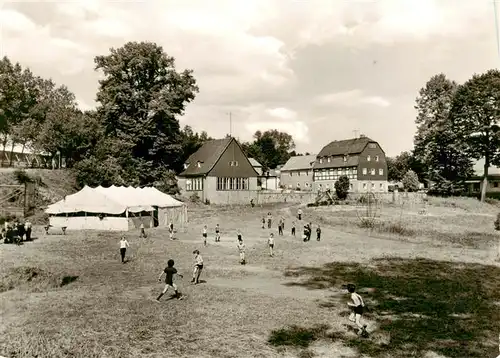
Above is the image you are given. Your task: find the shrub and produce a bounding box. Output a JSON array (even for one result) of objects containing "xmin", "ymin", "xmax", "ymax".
[
  {"xmin": 495, "ymin": 212, "xmax": 500, "ymax": 231},
  {"xmin": 334, "ymin": 175, "xmax": 349, "ymax": 200},
  {"xmin": 402, "ymin": 170, "xmax": 419, "ymax": 192},
  {"xmin": 189, "ymin": 193, "xmax": 200, "ymax": 202}
]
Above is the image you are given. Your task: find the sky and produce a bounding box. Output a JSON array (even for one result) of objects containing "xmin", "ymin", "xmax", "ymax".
[{"xmin": 0, "ymin": 0, "xmax": 499, "ymax": 158}]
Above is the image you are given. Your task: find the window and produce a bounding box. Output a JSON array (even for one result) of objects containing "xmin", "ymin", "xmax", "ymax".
[
  {"xmin": 363, "ymin": 183, "xmax": 367, "ymax": 189},
  {"xmin": 186, "ymin": 177, "xmax": 203, "ymax": 191},
  {"xmin": 379, "ymin": 168, "xmax": 384, "ymax": 175},
  {"xmin": 371, "ymin": 183, "xmax": 375, "ymax": 189},
  {"xmin": 305, "ymin": 183, "xmax": 309, "ymax": 187},
  {"xmin": 371, "ymin": 168, "xmax": 376, "ymax": 175},
  {"xmin": 494, "ymin": 182, "xmax": 499, "ymax": 188},
  {"xmin": 217, "ymin": 177, "xmax": 249, "ymax": 191},
  {"xmin": 362, "ymin": 168, "xmax": 367, "ymax": 175},
  {"xmin": 375, "ymin": 156, "xmax": 379, "ymax": 162},
  {"xmin": 229, "ymin": 161, "xmax": 239, "ymax": 167},
  {"xmin": 319, "ymin": 158, "xmax": 323, "ymax": 164},
  {"xmin": 196, "ymin": 161, "xmax": 201, "ymax": 168},
  {"xmin": 298, "ymin": 171, "xmax": 301, "ymax": 176},
  {"xmin": 289, "ymin": 172, "xmax": 293, "ymax": 176},
  {"xmin": 367, "ymin": 155, "xmax": 371, "ymax": 162},
  {"xmin": 327, "ymin": 157, "xmax": 331, "ymax": 163},
  {"xmin": 343, "ymin": 156, "xmax": 347, "ymax": 162},
  {"xmin": 379, "ymin": 183, "xmax": 384, "ymax": 190},
  {"xmin": 368, "ymin": 143, "xmax": 376, "ymax": 149},
  {"xmin": 349, "ymin": 183, "xmax": 353, "ymax": 190}
]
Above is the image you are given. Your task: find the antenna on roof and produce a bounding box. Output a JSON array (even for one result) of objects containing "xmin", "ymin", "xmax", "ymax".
[
  {"xmin": 353, "ymin": 130, "xmax": 360, "ymax": 139},
  {"xmin": 227, "ymin": 112, "xmax": 232, "ymax": 137}
]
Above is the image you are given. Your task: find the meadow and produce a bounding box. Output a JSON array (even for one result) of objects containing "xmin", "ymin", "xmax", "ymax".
[{"xmin": 0, "ymin": 197, "xmax": 499, "ymax": 358}]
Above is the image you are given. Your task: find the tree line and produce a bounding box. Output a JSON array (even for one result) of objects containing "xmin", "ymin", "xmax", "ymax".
[{"xmin": 387, "ymin": 72, "xmax": 500, "ymax": 202}]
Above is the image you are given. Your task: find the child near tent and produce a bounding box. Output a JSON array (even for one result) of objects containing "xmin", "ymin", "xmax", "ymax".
[
  {"xmin": 191, "ymin": 250, "xmax": 203, "ymax": 284},
  {"xmin": 156, "ymin": 259, "xmax": 184, "ymax": 301},
  {"xmin": 215, "ymin": 224, "xmax": 220, "ymax": 242},
  {"xmin": 202, "ymin": 225, "xmax": 207, "ymax": 246},
  {"xmin": 119, "ymin": 237, "xmax": 130, "ymax": 263},
  {"xmin": 237, "ymin": 237, "xmax": 246, "ymax": 264},
  {"xmin": 169, "ymin": 222, "xmax": 174, "ymax": 240},
  {"xmin": 139, "ymin": 222, "xmax": 146, "ymax": 238},
  {"xmin": 268, "ymin": 233, "xmax": 275, "ymax": 257}
]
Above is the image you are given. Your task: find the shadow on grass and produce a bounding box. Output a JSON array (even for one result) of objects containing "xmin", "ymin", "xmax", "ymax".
[
  {"xmin": 283, "ymin": 257, "xmax": 500, "ymax": 358},
  {"xmin": 60, "ymin": 275, "xmax": 78, "ymax": 287}
]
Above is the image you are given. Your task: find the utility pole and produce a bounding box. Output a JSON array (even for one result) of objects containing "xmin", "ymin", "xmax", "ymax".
[{"xmin": 228, "ymin": 112, "xmax": 232, "ymax": 137}]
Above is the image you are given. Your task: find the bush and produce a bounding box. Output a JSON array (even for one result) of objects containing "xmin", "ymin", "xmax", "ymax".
[
  {"xmin": 189, "ymin": 193, "xmax": 200, "ymax": 202},
  {"xmin": 402, "ymin": 170, "xmax": 419, "ymax": 192},
  {"xmin": 334, "ymin": 175, "xmax": 349, "ymax": 200},
  {"xmin": 495, "ymin": 212, "xmax": 500, "ymax": 231}
]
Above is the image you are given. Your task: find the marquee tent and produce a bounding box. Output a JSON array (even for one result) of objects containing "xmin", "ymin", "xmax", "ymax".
[{"xmin": 45, "ymin": 185, "xmax": 188, "ymax": 231}]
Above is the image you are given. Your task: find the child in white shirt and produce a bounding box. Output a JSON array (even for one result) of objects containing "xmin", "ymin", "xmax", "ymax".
[
  {"xmin": 268, "ymin": 233, "xmax": 275, "ymax": 257},
  {"xmin": 346, "ymin": 284, "xmax": 368, "ymax": 336}
]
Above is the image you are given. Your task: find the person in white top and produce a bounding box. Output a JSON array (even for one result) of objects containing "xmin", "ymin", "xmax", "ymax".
[
  {"xmin": 24, "ymin": 220, "xmax": 32, "ymax": 241},
  {"xmin": 169, "ymin": 222, "xmax": 174, "ymax": 240},
  {"xmin": 297, "ymin": 208, "xmax": 303, "ymax": 221},
  {"xmin": 237, "ymin": 238, "xmax": 246, "ymax": 265},
  {"xmin": 202, "ymin": 225, "xmax": 207, "ymax": 246},
  {"xmin": 139, "ymin": 222, "xmax": 146, "ymax": 238},
  {"xmin": 268, "ymin": 233, "xmax": 275, "ymax": 257},
  {"xmin": 191, "ymin": 250, "xmax": 204, "ymax": 284},
  {"xmin": 119, "ymin": 237, "xmax": 130, "ymax": 263},
  {"xmin": 346, "ymin": 284, "xmax": 368, "ymax": 336}
]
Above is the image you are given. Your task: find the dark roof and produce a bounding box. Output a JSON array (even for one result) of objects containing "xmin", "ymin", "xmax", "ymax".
[
  {"xmin": 281, "ymin": 155, "xmax": 317, "ymax": 171},
  {"xmin": 179, "ymin": 137, "xmax": 232, "ymax": 176},
  {"xmin": 318, "ymin": 137, "xmax": 374, "ymax": 157}
]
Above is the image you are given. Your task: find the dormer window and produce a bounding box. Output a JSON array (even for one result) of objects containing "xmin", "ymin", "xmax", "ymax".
[
  {"xmin": 367, "ymin": 155, "xmax": 371, "ymax": 162},
  {"xmin": 319, "ymin": 158, "xmax": 323, "ymax": 164},
  {"xmin": 343, "ymin": 156, "xmax": 347, "ymax": 162},
  {"xmin": 229, "ymin": 161, "xmax": 239, "ymax": 167},
  {"xmin": 196, "ymin": 161, "xmax": 202, "ymax": 168},
  {"xmin": 327, "ymin": 157, "xmax": 331, "ymax": 163},
  {"xmin": 375, "ymin": 155, "xmax": 379, "ymax": 162}
]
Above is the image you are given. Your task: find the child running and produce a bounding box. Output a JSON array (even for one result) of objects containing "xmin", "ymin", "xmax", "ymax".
[
  {"xmin": 215, "ymin": 224, "xmax": 220, "ymax": 242},
  {"xmin": 191, "ymin": 250, "xmax": 203, "ymax": 284},
  {"xmin": 156, "ymin": 259, "xmax": 184, "ymax": 301},
  {"xmin": 346, "ymin": 284, "xmax": 368, "ymax": 336},
  {"xmin": 119, "ymin": 236, "xmax": 130, "ymax": 263},
  {"xmin": 169, "ymin": 222, "xmax": 174, "ymax": 240},
  {"xmin": 268, "ymin": 233, "xmax": 275, "ymax": 257},
  {"xmin": 202, "ymin": 225, "xmax": 207, "ymax": 246},
  {"xmin": 237, "ymin": 237, "xmax": 246, "ymax": 265}
]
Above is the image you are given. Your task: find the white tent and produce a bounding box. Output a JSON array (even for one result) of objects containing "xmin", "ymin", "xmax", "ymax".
[{"xmin": 46, "ymin": 185, "xmax": 187, "ymax": 231}]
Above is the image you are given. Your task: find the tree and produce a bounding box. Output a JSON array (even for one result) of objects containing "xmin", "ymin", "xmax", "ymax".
[
  {"xmin": 335, "ymin": 175, "xmax": 350, "ymax": 200},
  {"xmin": 449, "ymin": 69, "xmax": 500, "ymax": 202},
  {"xmin": 402, "ymin": 170, "xmax": 420, "ymax": 192},
  {"xmin": 92, "ymin": 41, "xmax": 199, "ymax": 188},
  {"xmin": 414, "ymin": 73, "xmax": 473, "ymax": 195},
  {"xmin": 179, "ymin": 125, "xmax": 211, "ymax": 171},
  {"xmin": 242, "ymin": 130, "xmax": 295, "ymax": 171},
  {"xmin": 386, "ymin": 151, "xmax": 421, "ymax": 182}
]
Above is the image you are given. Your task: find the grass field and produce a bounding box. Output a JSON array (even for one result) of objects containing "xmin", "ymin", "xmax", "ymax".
[{"xmin": 1, "ymin": 197, "xmax": 499, "ymax": 358}]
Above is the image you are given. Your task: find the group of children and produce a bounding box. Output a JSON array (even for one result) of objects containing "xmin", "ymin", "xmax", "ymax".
[{"xmin": 1, "ymin": 219, "xmax": 32, "ymax": 244}]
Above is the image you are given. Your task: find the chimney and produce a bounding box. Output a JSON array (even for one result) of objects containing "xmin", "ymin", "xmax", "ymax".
[{"xmin": 359, "ymin": 134, "xmax": 366, "ymax": 138}]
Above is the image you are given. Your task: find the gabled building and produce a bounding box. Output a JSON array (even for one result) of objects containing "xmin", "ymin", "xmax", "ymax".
[
  {"xmin": 313, "ymin": 135, "xmax": 388, "ymax": 193},
  {"xmin": 248, "ymin": 158, "xmax": 263, "ymax": 175},
  {"xmin": 464, "ymin": 159, "xmax": 500, "ymax": 195},
  {"xmin": 177, "ymin": 137, "xmax": 259, "ymax": 204},
  {"xmin": 280, "ymin": 155, "xmax": 316, "ymax": 190}
]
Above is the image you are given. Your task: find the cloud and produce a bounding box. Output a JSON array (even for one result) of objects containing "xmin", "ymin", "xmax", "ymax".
[
  {"xmin": 266, "ymin": 107, "xmax": 297, "ymax": 120},
  {"xmin": 315, "ymin": 90, "xmax": 391, "ymax": 108},
  {"xmin": 0, "ymin": 9, "xmax": 37, "ymax": 33},
  {"xmin": 245, "ymin": 120, "xmax": 309, "ymax": 144}
]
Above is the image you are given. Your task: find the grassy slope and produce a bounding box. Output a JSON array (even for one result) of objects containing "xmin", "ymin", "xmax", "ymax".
[{"xmin": 0, "ymin": 198, "xmax": 499, "ymax": 358}]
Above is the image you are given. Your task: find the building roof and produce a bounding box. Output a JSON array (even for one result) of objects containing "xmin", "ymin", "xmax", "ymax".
[
  {"xmin": 180, "ymin": 137, "xmax": 233, "ymax": 176},
  {"xmin": 313, "ymin": 156, "xmax": 359, "ymax": 170},
  {"xmin": 281, "ymin": 155, "xmax": 317, "ymax": 171},
  {"xmin": 248, "ymin": 158, "xmax": 262, "ymax": 167},
  {"xmin": 473, "ymin": 159, "xmax": 500, "ymax": 176},
  {"xmin": 318, "ymin": 136, "xmax": 374, "ymax": 157}
]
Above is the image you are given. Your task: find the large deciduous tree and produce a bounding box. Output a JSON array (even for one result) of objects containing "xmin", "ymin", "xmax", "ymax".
[
  {"xmin": 449, "ymin": 69, "xmax": 500, "ymax": 202},
  {"xmin": 93, "ymin": 41, "xmax": 199, "ymax": 187},
  {"xmin": 414, "ymin": 74, "xmax": 473, "ymax": 195},
  {"xmin": 242, "ymin": 130, "xmax": 295, "ymax": 171}
]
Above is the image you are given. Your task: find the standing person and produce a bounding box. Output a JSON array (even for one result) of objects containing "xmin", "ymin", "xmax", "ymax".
[
  {"xmin": 278, "ymin": 218, "xmax": 283, "ymax": 236},
  {"xmin": 24, "ymin": 220, "xmax": 32, "ymax": 241},
  {"xmin": 316, "ymin": 225, "xmax": 321, "ymax": 241},
  {"xmin": 297, "ymin": 208, "xmax": 303, "ymax": 221},
  {"xmin": 268, "ymin": 233, "xmax": 275, "ymax": 257},
  {"xmin": 156, "ymin": 259, "xmax": 184, "ymax": 301},
  {"xmin": 169, "ymin": 222, "xmax": 174, "ymax": 240},
  {"xmin": 291, "ymin": 221, "xmax": 296, "ymax": 237},
  {"xmin": 307, "ymin": 222, "xmax": 313, "ymax": 241},
  {"xmin": 215, "ymin": 224, "xmax": 220, "ymax": 242},
  {"xmin": 17, "ymin": 221, "xmax": 25, "ymax": 242},
  {"xmin": 250, "ymin": 199, "xmax": 255, "ymax": 207},
  {"xmin": 237, "ymin": 230, "xmax": 242, "ymax": 241},
  {"xmin": 191, "ymin": 250, "xmax": 204, "ymax": 284},
  {"xmin": 202, "ymin": 225, "xmax": 208, "ymax": 246},
  {"xmin": 119, "ymin": 237, "xmax": 130, "ymax": 263},
  {"xmin": 267, "ymin": 212, "xmax": 272, "ymax": 229},
  {"xmin": 237, "ymin": 237, "xmax": 246, "ymax": 265},
  {"xmin": 346, "ymin": 284, "xmax": 368, "ymax": 336},
  {"xmin": 139, "ymin": 222, "xmax": 146, "ymax": 238},
  {"xmin": 261, "ymin": 217, "xmax": 265, "ymax": 229}
]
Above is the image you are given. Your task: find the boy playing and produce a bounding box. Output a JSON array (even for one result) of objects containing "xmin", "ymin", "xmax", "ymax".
[
  {"xmin": 119, "ymin": 236, "xmax": 130, "ymax": 263},
  {"xmin": 316, "ymin": 225, "xmax": 321, "ymax": 241},
  {"xmin": 346, "ymin": 284, "xmax": 368, "ymax": 336},
  {"xmin": 261, "ymin": 217, "xmax": 265, "ymax": 229},
  {"xmin": 267, "ymin": 212, "xmax": 272, "ymax": 229},
  {"xmin": 156, "ymin": 259, "xmax": 184, "ymax": 301},
  {"xmin": 169, "ymin": 222, "xmax": 174, "ymax": 240},
  {"xmin": 291, "ymin": 221, "xmax": 296, "ymax": 237},
  {"xmin": 237, "ymin": 230, "xmax": 242, "ymax": 241},
  {"xmin": 278, "ymin": 218, "xmax": 283, "ymax": 236},
  {"xmin": 140, "ymin": 222, "xmax": 146, "ymax": 238},
  {"xmin": 237, "ymin": 237, "xmax": 246, "ymax": 265},
  {"xmin": 202, "ymin": 225, "xmax": 207, "ymax": 246},
  {"xmin": 191, "ymin": 250, "xmax": 203, "ymax": 284},
  {"xmin": 268, "ymin": 233, "xmax": 275, "ymax": 257},
  {"xmin": 215, "ymin": 224, "xmax": 220, "ymax": 242},
  {"xmin": 297, "ymin": 208, "xmax": 303, "ymax": 221}
]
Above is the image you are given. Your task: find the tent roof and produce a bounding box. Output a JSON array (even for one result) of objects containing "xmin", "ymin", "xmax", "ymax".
[{"xmin": 46, "ymin": 185, "xmax": 184, "ymax": 215}]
